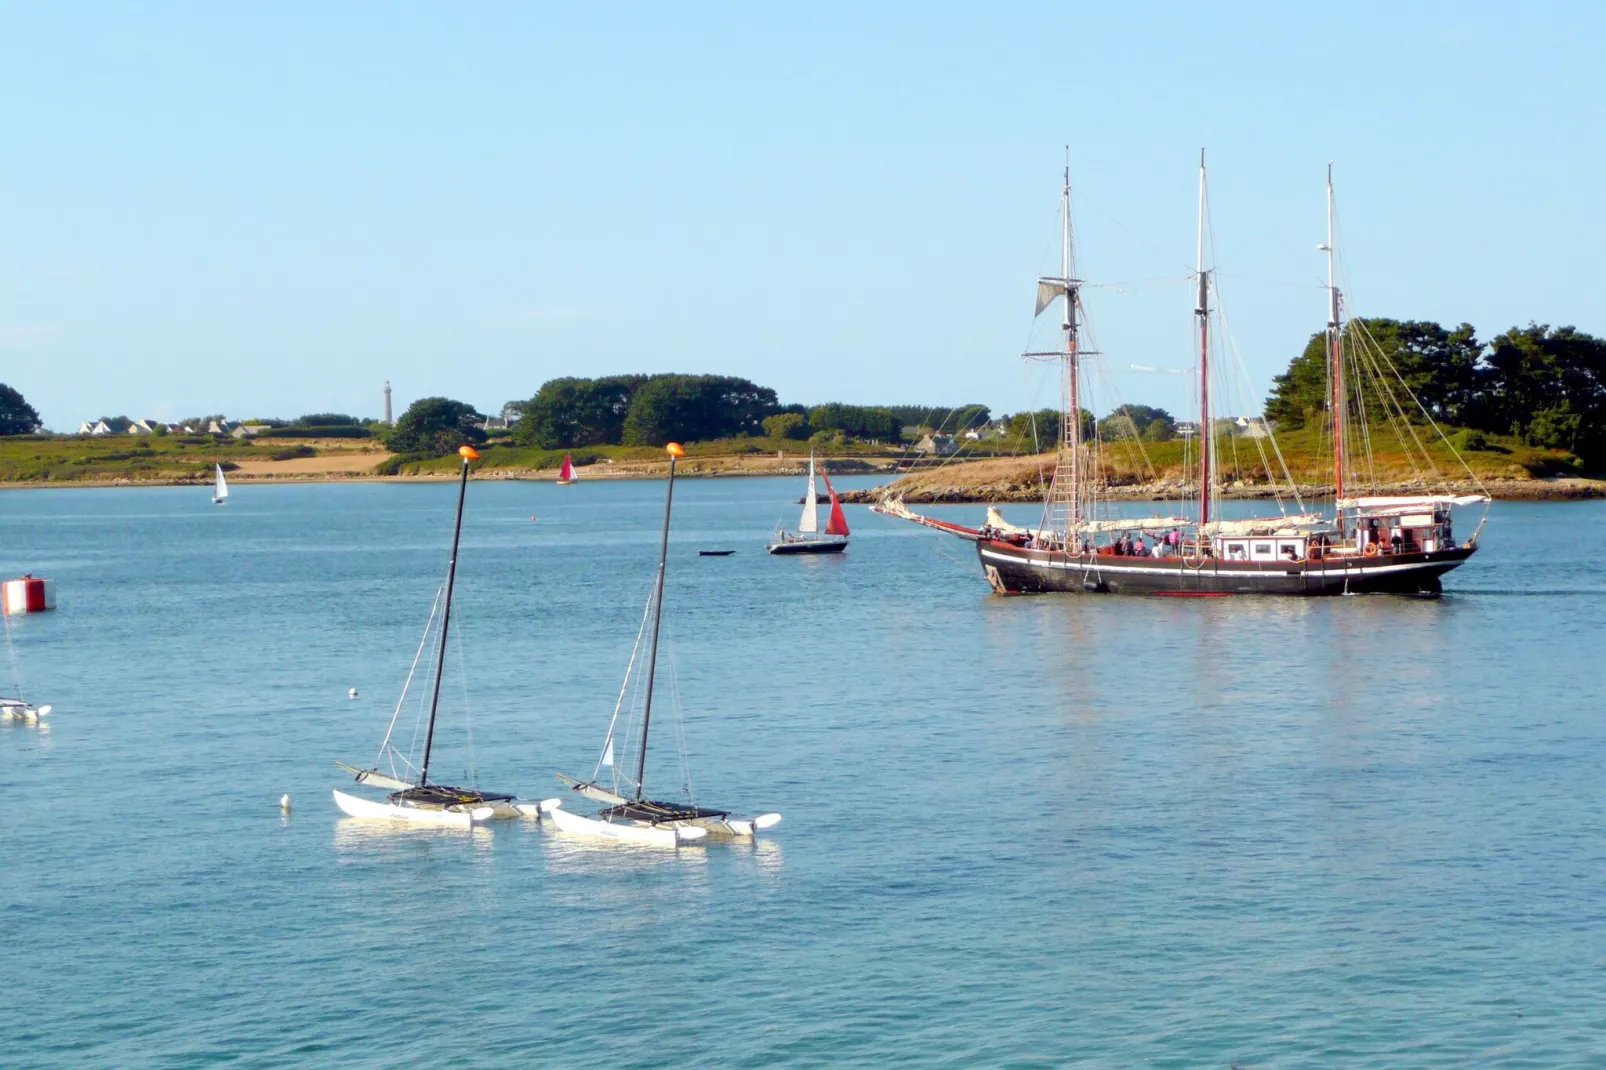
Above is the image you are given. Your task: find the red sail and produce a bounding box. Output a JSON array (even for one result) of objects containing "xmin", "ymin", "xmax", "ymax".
[
  {"xmin": 558, "ymin": 454, "xmax": 575, "ymax": 481},
  {"xmin": 820, "ymin": 470, "xmax": 850, "ymax": 536}
]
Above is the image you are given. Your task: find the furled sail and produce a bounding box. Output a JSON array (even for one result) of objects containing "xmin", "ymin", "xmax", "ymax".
[
  {"xmin": 1336, "ymin": 494, "xmax": 1488, "ymax": 510},
  {"xmin": 1200, "ymin": 514, "xmax": 1334, "ymax": 537},
  {"xmin": 798, "ymin": 455, "xmax": 818, "ymax": 533},
  {"xmin": 335, "ymin": 762, "xmax": 412, "ymax": 791},
  {"xmin": 557, "ymin": 774, "xmax": 630, "ymax": 806},
  {"xmin": 984, "ymin": 507, "xmax": 1186, "ymax": 537},
  {"xmin": 1075, "ymin": 516, "xmax": 1192, "ymax": 535}
]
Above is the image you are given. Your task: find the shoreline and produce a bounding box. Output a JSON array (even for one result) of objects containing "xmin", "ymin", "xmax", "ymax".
[{"xmin": 4, "ymin": 469, "xmax": 1603, "ymax": 500}]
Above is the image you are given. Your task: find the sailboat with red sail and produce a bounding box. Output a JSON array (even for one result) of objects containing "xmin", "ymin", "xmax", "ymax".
[
  {"xmin": 767, "ymin": 453, "xmax": 849, "ymax": 555},
  {"xmin": 556, "ymin": 454, "xmax": 578, "ymax": 486}
]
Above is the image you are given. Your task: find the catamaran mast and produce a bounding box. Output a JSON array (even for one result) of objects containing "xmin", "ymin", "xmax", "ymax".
[
  {"xmin": 418, "ymin": 444, "xmax": 477, "ymax": 788},
  {"xmin": 1325, "ymin": 163, "xmax": 1344, "ymax": 506},
  {"xmin": 634, "ymin": 442, "xmax": 683, "ymax": 800},
  {"xmin": 1196, "ymin": 150, "xmax": 1212, "ymax": 529}
]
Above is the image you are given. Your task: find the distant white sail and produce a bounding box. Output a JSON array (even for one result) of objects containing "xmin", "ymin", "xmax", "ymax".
[
  {"xmin": 213, "ymin": 465, "xmax": 229, "ymax": 501},
  {"xmin": 798, "ymin": 454, "xmax": 818, "ymax": 534},
  {"xmin": 602, "ymin": 739, "xmax": 614, "ymax": 767}
]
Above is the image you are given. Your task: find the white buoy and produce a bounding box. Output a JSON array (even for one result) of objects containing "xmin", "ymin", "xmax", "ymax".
[
  {"xmin": 348, "ymin": 687, "xmax": 358, "ymax": 699},
  {"xmin": 280, "ymin": 794, "xmax": 292, "ymax": 812}
]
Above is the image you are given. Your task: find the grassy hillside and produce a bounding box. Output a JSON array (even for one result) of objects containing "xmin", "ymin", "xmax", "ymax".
[{"xmin": 0, "ymin": 434, "xmax": 387, "ymax": 483}]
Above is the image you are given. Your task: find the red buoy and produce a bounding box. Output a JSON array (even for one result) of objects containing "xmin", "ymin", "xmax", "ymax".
[{"xmin": 2, "ymin": 575, "xmax": 56, "ymax": 615}]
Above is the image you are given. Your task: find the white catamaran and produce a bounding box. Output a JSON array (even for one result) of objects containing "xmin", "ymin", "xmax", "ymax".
[
  {"xmin": 333, "ymin": 445, "xmax": 532, "ymax": 827},
  {"xmin": 543, "ymin": 442, "xmax": 781, "ymax": 846},
  {"xmin": 212, "ymin": 464, "xmax": 229, "ymax": 505}
]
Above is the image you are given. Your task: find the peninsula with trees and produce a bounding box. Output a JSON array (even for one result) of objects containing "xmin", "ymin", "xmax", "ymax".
[{"xmin": 2, "ymin": 319, "xmax": 1603, "ymax": 498}]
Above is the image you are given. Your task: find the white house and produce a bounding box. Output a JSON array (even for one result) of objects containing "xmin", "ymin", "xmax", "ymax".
[{"xmin": 77, "ymin": 420, "xmax": 114, "ymax": 436}]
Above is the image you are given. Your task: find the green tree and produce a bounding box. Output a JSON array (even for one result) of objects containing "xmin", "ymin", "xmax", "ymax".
[
  {"xmin": 1266, "ymin": 319, "xmax": 1482, "ymax": 430},
  {"xmin": 807, "ymin": 403, "xmax": 901, "ymax": 440},
  {"xmin": 517, "ymin": 374, "xmax": 649, "ymax": 448},
  {"xmin": 297, "ymin": 413, "xmax": 361, "ymax": 426},
  {"xmin": 763, "ymin": 412, "xmax": 809, "ymax": 439},
  {"xmin": 1097, "ymin": 404, "xmax": 1175, "ymax": 442},
  {"xmin": 0, "ymin": 384, "xmax": 42, "ymax": 435},
  {"xmin": 1476, "ymin": 323, "xmax": 1606, "ymax": 465},
  {"xmin": 882, "ymin": 404, "xmax": 991, "ymax": 431},
  {"xmin": 621, "ymin": 375, "xmax": 778, "ymax": 446},
  {"xmin": 384, "ymin": 397, "xmax": 486, "ymax": 455},
  {"xmin": 1006, "ymin": 408, "xmax": 1093, "ymax": 450}
]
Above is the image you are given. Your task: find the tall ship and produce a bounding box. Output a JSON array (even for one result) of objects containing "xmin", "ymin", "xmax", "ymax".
[{"xmin": 878, "ymin": 156, "xmax": 1490, "ymax": 596}]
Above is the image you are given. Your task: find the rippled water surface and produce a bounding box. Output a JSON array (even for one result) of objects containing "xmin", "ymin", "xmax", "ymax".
[{"xmin": 2, "ymin": 480, "xmax": 1603, "ymax": 1067}]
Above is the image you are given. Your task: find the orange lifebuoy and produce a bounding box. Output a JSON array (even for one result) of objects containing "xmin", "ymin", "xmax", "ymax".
[{"xmin": 1363, "ymin": 542, "xmax": 1379, "ymax": 557}]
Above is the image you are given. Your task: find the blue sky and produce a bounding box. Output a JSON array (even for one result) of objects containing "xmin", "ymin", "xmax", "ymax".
[{"xmin": 3, "ymin": 2, "xmax": 1601, "ymax": 429}]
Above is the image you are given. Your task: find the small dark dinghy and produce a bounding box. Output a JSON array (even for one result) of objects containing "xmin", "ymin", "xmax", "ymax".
[{"xmin": 699, "ymin": 550, "xmax": 736, "ymax": 556}]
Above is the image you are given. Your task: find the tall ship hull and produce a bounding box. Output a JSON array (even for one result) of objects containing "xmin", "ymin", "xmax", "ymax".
[{"xmin": 976, "ymin": 540, "xmax": 1472, "ymax": 596}]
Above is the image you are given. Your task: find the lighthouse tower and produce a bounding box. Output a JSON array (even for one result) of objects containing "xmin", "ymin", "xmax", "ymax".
[{"xmin": 382, "ymin": 381, "xmax": 393, "ymax": 424}]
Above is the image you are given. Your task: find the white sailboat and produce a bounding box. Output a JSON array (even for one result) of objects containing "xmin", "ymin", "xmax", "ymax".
[
  {"xmin": 544, "ymin": 442, "xmax": 782, "ymax": 846},
  {"xmin": 766, "ymin": 452, "xmax": 849, "ymax": 554},
  {"xmin": 212, "ymin": 464, "xmax": 229, "ymax": 505},
  {"xmin": 333, "ymin": 445, "xmax": 531, "ymax": 828}
]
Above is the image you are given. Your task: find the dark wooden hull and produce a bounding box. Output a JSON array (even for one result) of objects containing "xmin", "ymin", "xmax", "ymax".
[
  {"xmin": 767, "ymin": 538, "xmax": 848, "ymax": 555},
  {"xmin": 975, "ymin": 540, "xmax": 1475, "ymax": 596}
]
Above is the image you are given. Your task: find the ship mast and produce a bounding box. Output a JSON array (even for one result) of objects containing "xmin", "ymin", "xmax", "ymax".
[
  {"xmin": 1195, "ymin": 150, "xmax": 1211, "ymax": 529},
  {"xmin": 1324, "ymin": 164, "xmax": 1344, "ymax": 508},
  {"xmin": 1027, "ymin": 154, "xmax": 1092, "ymax": 546},
  {"xmin": 1060, "ymin": 162, "xmax": 1081, "ymax": 540},
  {"xmin": 1030, "ymin": 154, "xmax": 1085, "ymax": 545}
]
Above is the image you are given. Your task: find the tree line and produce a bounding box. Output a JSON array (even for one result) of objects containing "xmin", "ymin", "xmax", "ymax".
[
  {"xmin": 1266, "ymin": 320, "xmax": 1606, "ymax": 467},
  {"xmin": 508, "ymin": 375, "xmax": 993, "ymax": 450}
]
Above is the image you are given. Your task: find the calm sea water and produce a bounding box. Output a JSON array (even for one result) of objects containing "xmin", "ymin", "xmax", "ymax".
[{"xmin": 1, "ymin": 478, "xmax": 1602, "ymax": 1067}]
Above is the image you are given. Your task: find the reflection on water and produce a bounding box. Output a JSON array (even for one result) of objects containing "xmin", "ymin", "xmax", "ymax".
[
  {"xmin": 331, "ymin": 816, "xmax": 496, "ymax": 853},
  {"xmin": 540, "ymin": 827, "xmax": 710, "ymax": 872}
]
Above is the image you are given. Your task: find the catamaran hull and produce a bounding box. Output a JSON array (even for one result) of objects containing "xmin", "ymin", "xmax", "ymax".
[
  {"xmin": 331, "ymin": 789, "xmax": 493, "ymax": 827},
  {"xmin": 0, "ymin": 700, "xmax": 49, "ymax": 723},
  {"xmin": 692, "ymin": 813, "xmax": 783, "ymax": 838},
  {"xmin": 976, "ymin": 540, "xmax": 1475, "ymax": 596},
  {"xmin": 766, "ymin": 539, "xmax": 847, "ymax": 555},
  {"xmin": 543, "ymin": 802, "xmax": 708, "ymax": 846}
]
